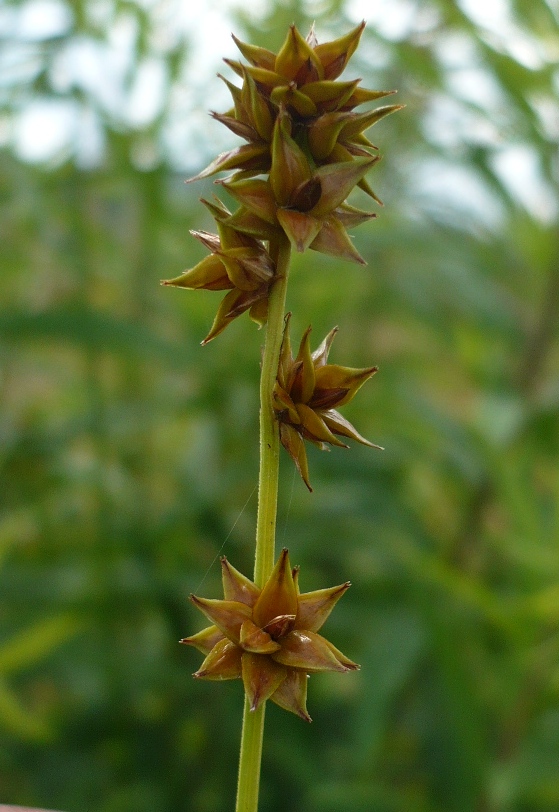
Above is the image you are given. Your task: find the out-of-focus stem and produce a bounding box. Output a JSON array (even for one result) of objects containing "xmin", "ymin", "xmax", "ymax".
[{"xmin": 234, "ymin": 233, "xmax": 291, "ymax": 812}]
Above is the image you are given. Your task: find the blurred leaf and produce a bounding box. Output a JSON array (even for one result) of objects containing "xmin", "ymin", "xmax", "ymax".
[
  {"xmin": 355, "ymin": 608, "xmax": 426, "ymax": 767},
  {"xmin": 0, "ymin": 681, "xmax": 50, "ymax": 741},
  {"xmin": 0, "ymin": 307, "xmax": 190, "ymax": 368},
  {"xmin": 0, "ymin": 614, "xmax": 83, "ymax": 676}
]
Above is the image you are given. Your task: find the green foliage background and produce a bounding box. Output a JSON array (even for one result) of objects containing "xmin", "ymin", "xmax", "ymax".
[{"xmin": 1, "ymin": 0, "xmax": 559, "ymax": 810}]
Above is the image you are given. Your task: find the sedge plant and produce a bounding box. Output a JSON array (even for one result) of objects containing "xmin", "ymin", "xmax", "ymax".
[{"xmin": 162, "ymin": 21, "xmax": 401, "ymax": 812}]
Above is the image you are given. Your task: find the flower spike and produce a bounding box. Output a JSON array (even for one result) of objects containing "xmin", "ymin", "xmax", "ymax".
[
  {"xmin": 183, "ymin": 551, "xmax": 359, "ymax": 720},
  {"xmin": 167, "ymin": 21, "xmax": 400, "ymax": 797},
  {"xmin": 274, "ymin": 315, "xmax": 382, "ymax": 490}
]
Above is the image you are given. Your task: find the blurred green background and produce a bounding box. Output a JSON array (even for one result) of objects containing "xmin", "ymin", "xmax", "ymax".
[{"xmin": 1, "ymin": 0, "xmax": 559, "ymax": 810}]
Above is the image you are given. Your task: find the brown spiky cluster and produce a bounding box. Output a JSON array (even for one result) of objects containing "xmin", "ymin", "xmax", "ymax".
[
  {"xmin": 163, "ymin": 22, "xmax": 401, "ymax": 343},
  {"xmin": 183, "ymin": 549, "xmax": 358, "ymax": 721},
  {"xmin": 274, "ymin": 314, "xmax": 383, "ymax": 491}
]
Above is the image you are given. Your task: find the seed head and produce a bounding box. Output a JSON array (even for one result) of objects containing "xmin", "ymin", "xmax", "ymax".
[
  {"xmin": 165, "ymin": 24, "xmax": 402, "ymax": 339},
  {"xmin": 182, "ymin": 549, "xmax": 359, "ymax": 721},
  {"xmin": 274, "ymin": 314, "xmax": 382, "ymax": 490},
  {"xmin": 189, "ymin": 22, "xmax": 402, "ymax": 198}
]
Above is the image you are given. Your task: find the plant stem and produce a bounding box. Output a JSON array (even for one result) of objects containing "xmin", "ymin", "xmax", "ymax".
[
  {"xmin": 235, "ymin": 698, "xmax": 266, "ymax": 812},
  {"xmin": 253, "ymin": 233, "xmax": 291, "ymax": 589},
  {"xmin": 234, "ymin": 233, "xmax": 291, "ymax": 812}
]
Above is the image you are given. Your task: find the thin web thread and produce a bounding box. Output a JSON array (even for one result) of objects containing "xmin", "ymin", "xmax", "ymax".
[
  {"xmin": 280, "ymin": 464, "xmax": 297, "ymax": 548},
  {"xmin": 193, "ymin": 483, "xmax": 258, "ymax": 594}
]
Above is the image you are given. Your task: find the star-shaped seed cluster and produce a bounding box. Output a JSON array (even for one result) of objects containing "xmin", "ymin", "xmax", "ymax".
[
  {"xmin": 274, "ymin": 314, "xmax": 382, "ymax": 490},
  {"xmin": 182, "ymin": 549, "xmax": 359, "ymax": 721}
]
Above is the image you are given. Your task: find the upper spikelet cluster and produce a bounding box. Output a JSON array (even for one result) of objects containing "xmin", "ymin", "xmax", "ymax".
[{"xmin": 163, "ymin": 22, "xmax": 402, "ymax": 343}]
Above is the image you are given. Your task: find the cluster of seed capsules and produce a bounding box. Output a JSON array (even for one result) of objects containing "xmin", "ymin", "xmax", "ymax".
[
  {"xmin": 163, "ymin": 21, "xmax": 400, "ymax": 490},
  {"xmin": 164, "ymin": 21, "xmax": 401, "ymax": 343},
  {"xmin": 171, "ymin": 23, "xmax": 401, "ymax": 717},
  {"xmin": 182, "ymin": 549, "xmax": 358, "ymax": 721}
]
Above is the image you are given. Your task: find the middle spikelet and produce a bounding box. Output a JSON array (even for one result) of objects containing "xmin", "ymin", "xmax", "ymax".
[
  {"xmin": 274, "ymin": 314, "xmax": 382, "ymax": 490},
  {"xmin": 163, "ymin": 22, "xmax": 402, "ymax": 344}
]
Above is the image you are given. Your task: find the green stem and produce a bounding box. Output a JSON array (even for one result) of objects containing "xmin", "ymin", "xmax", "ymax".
[
  {"xmin": 234, "ymin": 233, "xmax": 291, "ymax": 812},
  {"xmin": 235, "ymin": 698, "xmax": 266, "ymax": 812},
  {"xmin": 253, "ymin": 234, "xmax": 291, "ymax": 588}
]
